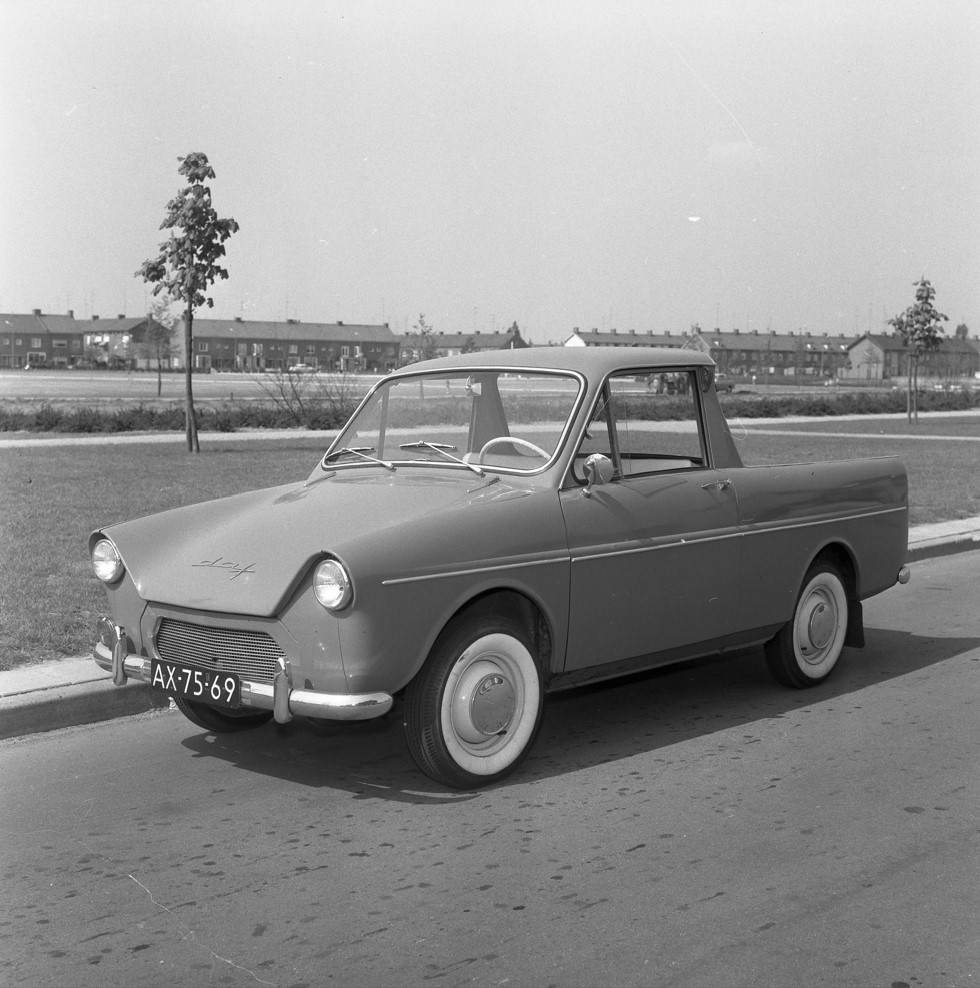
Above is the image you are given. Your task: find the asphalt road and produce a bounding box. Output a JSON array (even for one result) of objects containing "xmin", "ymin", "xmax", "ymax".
[{"xmin": 2, "ymin": 552, "xmax": 978, "ymax": 988}]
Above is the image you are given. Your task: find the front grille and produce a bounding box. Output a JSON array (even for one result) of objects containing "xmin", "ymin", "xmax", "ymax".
[{"xmin": 155, "ymin": 618, "xmax": 284, "ymax": 684}]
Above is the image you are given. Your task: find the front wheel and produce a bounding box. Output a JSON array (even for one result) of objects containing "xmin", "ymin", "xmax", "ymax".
[
  {"xmin": 175, "ymin": 696, "xmax": 273, "ymax": 733},
  {"xmin": 765, "ymin": 562, "xmax": 849, "ymax": 688},
  {"xmin": 404, "ymin": 616, "xmax": 544, "ymax": 789}
]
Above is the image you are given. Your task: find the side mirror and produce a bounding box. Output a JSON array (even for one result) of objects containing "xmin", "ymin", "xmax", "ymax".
[{"xmin": 583, "ymin": 453, "xmax": 615, "ymax": 497}]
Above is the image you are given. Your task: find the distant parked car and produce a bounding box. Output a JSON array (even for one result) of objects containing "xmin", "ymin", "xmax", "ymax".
[
  {"xmin": 288, "ymin": 363, "xmax": 315, "ymax": 373},
  {"xmin": 90, "ymin": 347, "xmax": 910, "ymax": 789}
]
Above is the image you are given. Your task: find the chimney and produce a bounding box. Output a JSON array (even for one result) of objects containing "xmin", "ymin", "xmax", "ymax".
[
  {"xmin": 235, "ymin": 316, "xmax": 243, "ymax": 322},
  {"xmin": 67, "ymin": 310, "xmax": 74, "ymax": 318},
  {"xmin": 92, "ymin": 314, "xmax": 100, "ymax": 320},
  {"xmin": 664, "ymin": 330, "xmax": 671, "ymax": 337},
  {"xmin": 337, "ymin": 320, "xmax": 344, "ymax": 326},
  {"xmin": 117, "ymin": 314, "xmax": 125, "ymax": 320},
  {"xmin": 32, "ymin": 308, "xmax": 41, "ymax": 316}
]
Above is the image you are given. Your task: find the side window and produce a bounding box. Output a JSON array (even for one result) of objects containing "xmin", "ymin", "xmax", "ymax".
[{"xmin": 572, "ymin": 369, "xmax": 706, "ymax": 482}]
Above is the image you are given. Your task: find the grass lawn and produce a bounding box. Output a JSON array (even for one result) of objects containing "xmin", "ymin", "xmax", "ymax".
[{"xmin": 1, "ymin": 417, "xmax": 977, "ymax": 668}]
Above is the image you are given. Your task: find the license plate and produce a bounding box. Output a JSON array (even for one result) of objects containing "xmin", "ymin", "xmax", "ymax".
[{"xmin": 151, "ymin": 659, "xmax": 241, "ymax": 709}]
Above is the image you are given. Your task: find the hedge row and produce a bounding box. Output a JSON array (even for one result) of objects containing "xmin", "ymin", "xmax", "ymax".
[
  {"xmin": 0, "ymin": 401, "xmax": 352, "ymax": 434},
  {"xmin": 0, "ymin": 387, "xmax": 976, "ymax": 434}
]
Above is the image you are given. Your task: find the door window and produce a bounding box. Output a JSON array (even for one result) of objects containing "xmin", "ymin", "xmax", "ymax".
[{"xmin": 572, "ymin": 369, "xmax": 706, "ymax": 483}]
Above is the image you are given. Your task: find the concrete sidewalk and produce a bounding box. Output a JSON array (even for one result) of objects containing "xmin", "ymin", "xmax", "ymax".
[{"xmin": 2, "ymin": 516, "xmax": 978, "ymax": 743}]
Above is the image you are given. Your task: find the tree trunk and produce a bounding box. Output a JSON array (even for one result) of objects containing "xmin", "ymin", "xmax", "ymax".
[
  {"xmin": 912, "ymin": 356, "xmax": 919, "ymax": 424},
  {"xmin": 184, "ymin": 300, "xmax": 200, "ymax": 453},
  {"xmin": 906, "ymin": 352, "xmax": 913, "ymax": 424}
]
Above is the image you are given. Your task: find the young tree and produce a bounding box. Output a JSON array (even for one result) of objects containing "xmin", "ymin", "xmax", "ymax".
[
  {"xmin": 888, "ymin": 278, "xmax": 947, "ymax": 423},
  {"xmin": 136, "ymin": 152, "xmax": 239, "ymax": 451},
  {"xmin": 414, "ymin": 313, "xmax": 439, "ymax": 363},
  {"xmin": 139, "ymin": 297, "xmax": 178, "ymax": 397}
]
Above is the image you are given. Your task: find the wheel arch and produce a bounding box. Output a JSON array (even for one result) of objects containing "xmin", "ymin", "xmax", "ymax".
[
  {"xmin": 435, "ymin": 588, "xmax": 555, "ymax": 684},
  {"xmin": 808, "ymin": 541, "xmax": 864, "ymax": 648}
]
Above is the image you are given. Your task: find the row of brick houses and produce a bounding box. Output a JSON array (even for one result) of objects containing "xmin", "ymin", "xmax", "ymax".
[
  {"xmin": 2, "ymin": 309, "xmax": 978, "ymax": 383},
  {"xmin": 563, "ymin": 326, "xmax": 980, "ymax": 383},
  {"xmin": 0, "ymin": 310, "xmax": 152, "ymax": 370},
  {"xmin": 185, "ymin": 317, "xmax": 401, "ymax": 374}
]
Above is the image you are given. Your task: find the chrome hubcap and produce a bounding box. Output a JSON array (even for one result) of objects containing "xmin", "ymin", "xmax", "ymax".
[
  {"xmin": 799, "ymin": 589, "xmax": 837, "ymax": 661},
  {"xmin": 451, "ymin": 659, "xmax": 518, "ymax": 744}
]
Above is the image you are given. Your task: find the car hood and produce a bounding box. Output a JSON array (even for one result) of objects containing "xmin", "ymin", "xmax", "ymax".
[{"xmin": 101, "ymin": 469, "xmax": 525, "ymax": 617}]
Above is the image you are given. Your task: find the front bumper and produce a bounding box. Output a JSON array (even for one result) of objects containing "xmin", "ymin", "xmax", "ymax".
[{"xmin": 94, "ymin": 620, "xmax": 393, "ymax": 723}]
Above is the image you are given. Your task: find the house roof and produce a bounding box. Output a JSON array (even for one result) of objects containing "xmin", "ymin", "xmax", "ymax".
[
  {"xmin": 190, "ymin": 319, "xmax": 397, "ymax": 343},
  {"xmin": 564, "ymin": 329, "xmax": 688, "ymax": 347},
  {"xmin": 847, "ymin": 332, "xmax": 980, "ymax": 355},
  {"xmin": 565, "ymin": 328, "xmax": 859, "ymax": 353},
  {"xmin": 1, "ymin": 311, "xmax": 147, "ymax": 336},
  {"xmin": 401, "ymin": 328, "xmax": 527, "ymax": 350}
]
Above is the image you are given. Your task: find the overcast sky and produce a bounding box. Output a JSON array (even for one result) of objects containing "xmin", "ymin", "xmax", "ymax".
[{"xmin": 2, "ymin": 0, "xmax": 977, "ymax": 343}]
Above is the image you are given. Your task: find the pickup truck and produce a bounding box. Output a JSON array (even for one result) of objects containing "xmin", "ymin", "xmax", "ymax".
[{"xmin": 90, "ymin": 347, "xmax": 910, "ymax": 788}]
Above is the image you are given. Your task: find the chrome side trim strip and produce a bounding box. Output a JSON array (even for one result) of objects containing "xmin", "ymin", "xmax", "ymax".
[
  {"xmin": 739, "ymin": 504, "xmax": 907, "ymax": 537},
  {"xmin": 569, "ymin": 504, "xmax": 906, "ymax": 564},
  {"xmin": 572, "ymin": 529, "xmax": 741, "ymax": 564},
  {"xmin": 382, "ymin": 554, "xmax": 566, "ymax": 586}
]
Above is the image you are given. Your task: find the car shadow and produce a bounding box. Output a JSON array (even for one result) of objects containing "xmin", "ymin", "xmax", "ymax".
[{"xmin": 178, "ymin": 626, "xmax": 979, "ymax": 802}]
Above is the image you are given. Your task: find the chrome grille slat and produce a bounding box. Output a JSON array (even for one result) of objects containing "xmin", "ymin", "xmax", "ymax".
[{"xmin": 155, "ymin": 618, "xmax": 283, "ymax": 684}]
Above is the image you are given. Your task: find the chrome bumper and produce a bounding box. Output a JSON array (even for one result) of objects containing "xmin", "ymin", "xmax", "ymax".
[{"xmin": 93, "ymin": 621, "xmax": 393, "ymax": 724}]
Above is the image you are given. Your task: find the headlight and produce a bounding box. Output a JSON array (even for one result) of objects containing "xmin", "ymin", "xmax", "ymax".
[
  {"xmin": 92, "ymin": 539, "xmax": 124, "ymax": 584},
  {"xmin": 313, "ymin": 558, "xmax": 353, "ymax": 610}
]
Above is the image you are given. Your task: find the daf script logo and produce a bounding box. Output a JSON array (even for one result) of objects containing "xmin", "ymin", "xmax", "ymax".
[{"xmin": 192, "ymin": 556, "xmax": 257, "ymax": 580}]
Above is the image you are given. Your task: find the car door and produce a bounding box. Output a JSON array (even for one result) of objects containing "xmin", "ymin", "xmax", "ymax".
[{"xmin": 559, "ymin": 369, "xmax": 741, "ymax": 672}]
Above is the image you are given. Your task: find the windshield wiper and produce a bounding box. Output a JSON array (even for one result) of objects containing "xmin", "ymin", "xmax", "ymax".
[
  {"xmin": 324, "ymin": 446, "xmax": 396, "ymax": 471},
  {"xmin": 398, "ymin": 440, "xmax": 485, "ymax": 476}
]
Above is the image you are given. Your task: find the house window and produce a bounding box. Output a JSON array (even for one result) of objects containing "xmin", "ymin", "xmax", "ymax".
[
  {"xmin": 305, "ymin": 344, "xmax": 315, "ymax": 355},
  {"xmin": 53, "ymin": 339, "xmax": 68, "ymax": 349},
  {"xmin": 341, "ymin": 346, "xmax": 349, "ymax": 357},
  {"xmin": 31, "ymin": 337, "xmax": 41, "ymax": 349},
  {"xmin": 198, "ymin": 341, "xmax": 210, "ymax": 353},
  {"xmin": 288, "ymin": 344, "xmax": 299, "ymax": 355}
]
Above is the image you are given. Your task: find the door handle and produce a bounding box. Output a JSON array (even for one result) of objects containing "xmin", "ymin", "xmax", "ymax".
[{"xmin": 700, "ymin": 478, "xmax": 732, "ymax": 492}]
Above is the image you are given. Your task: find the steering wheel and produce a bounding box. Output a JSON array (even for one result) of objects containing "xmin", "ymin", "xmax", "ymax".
[{"xmin": 478, "ymin": 436, "xmax": 550, "ymax": 463}]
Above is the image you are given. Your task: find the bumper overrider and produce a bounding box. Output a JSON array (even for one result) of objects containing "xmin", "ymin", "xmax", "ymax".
[{"xmin": 94, "ymin": 618, "xmax": 393, "ymax": 723}]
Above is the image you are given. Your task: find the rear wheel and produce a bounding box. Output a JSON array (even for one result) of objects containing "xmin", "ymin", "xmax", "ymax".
[
  {"xmin": 765, "ymin": 562, "xmax": 849, "ymax": 688},
  {"xmin": 404, "ymin": 615, "xmax": 544, "ymax": 789},
  {"xmin": 174, "ymin": 697, "xmax": 273, "ymax": 733}
]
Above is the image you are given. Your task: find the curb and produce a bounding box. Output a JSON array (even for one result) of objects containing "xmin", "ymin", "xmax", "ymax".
[
  {"xmin": 906, "ymin": 532, "xmax": 980, "ymax": 563},
  {"xmin": 2, "ymin": 532, "xmax": 977, "ymax": 744},
  {"xmin": 0, "ymin": 674, "xmax": 171, "ymax": 742}
]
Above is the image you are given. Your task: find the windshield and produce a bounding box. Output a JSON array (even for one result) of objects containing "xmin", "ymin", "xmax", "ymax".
[{"xmin": 317, "ymin": 369, "xmax": 582, "ymax": 475}]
